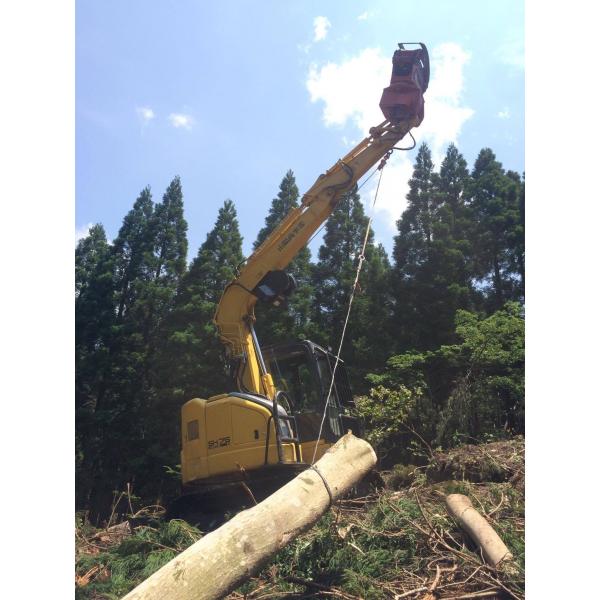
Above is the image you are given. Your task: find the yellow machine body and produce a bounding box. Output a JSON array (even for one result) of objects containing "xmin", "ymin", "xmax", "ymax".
[
  {"xmin": 181, "ymin": 393, "xmax": 330, "ymax": 487},
  {"xmin": 175, "ymin": 44, "xmax": 428, "ymax": 511}
]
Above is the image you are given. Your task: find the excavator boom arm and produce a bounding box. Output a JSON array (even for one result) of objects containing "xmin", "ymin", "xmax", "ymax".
[
  {"xmin": 214, "ymin": 43, "xmax": 429, "ymax": 398},
  {"xmin": 214, "ymin": 120, "xmax": 417, "ymax": 396}
]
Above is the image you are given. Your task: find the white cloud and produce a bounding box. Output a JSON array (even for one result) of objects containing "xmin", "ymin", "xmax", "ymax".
[
  {"xmin": 366, "ymin": 159, "xmax": 415, "ymax": 233},
  {"xmin": 420, "ymin": 43, "xmax": 474, "ymax": 161},
  {"xmin": 306, "ymin": 48, "xmax": 388, "ymax": 133},
  {"xmin": 306, "ymin": 43, "xmax": 474, "ymax": 228},
  {"xmin": 495, "ymin": 35, "xmax": 524, "ymax": 70},
  {"xmin": 75, "ymin": 222, "xmax": 93, "ymax": 244},
  {"xmin": 136, "ymin": 106, "xmax": 155, "ymax": 122},
  {"xmin": 313, "ymin": 16, "xmax": 331, "ymax": 42},
  {"xmin": 168, "ymin": 113, "xmax": 194, "ymax": 130},
  {"xmin": 497, "ymin": 107, "xmax": 510, "ymax": 119},
  {"xmin": 357, "ymin": 11, "xmax": 370, "ymax": 21}
]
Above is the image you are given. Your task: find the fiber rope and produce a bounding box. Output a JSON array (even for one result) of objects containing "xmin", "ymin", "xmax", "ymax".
[{"xmin": 311, "ymin": 161, "xmax": 387, "ymax": 464}]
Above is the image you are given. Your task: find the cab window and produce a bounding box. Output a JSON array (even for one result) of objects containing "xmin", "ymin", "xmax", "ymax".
[{"xmin": 266, "ymin": 350, "xmax": 320, "ymax": 412}]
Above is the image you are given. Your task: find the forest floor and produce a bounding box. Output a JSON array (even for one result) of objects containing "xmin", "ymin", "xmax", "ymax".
[{"xmin": 75, "ymin": 436, "xmax": 524, "ymax": 600}]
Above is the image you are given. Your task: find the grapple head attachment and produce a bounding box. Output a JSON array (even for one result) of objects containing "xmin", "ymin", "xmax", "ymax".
[{"xmin": 379, "ymin": 43, "xmax": 429, "ymax": 126}]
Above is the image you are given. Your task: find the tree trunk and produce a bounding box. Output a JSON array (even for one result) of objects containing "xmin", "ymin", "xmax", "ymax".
[
  {"xmin": 445, "ymin": 494, "xmax": 513, "ymax": 567},
  {"xmin": 121, "ymin": 432, "xmax": 377, "ymax": 600},
  {"xmin": 492, "ymin": 252, "xmax": 503, "ymax": 310}
]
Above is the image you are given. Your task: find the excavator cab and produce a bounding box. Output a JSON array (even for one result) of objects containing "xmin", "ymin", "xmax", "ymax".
[
  {"xmin": 263, "ymin": 340, "xmax": 362, "ymax": 443},
  {"xmin": 172, "ymin": 339, "xmax": 362, "ymax": 525}
]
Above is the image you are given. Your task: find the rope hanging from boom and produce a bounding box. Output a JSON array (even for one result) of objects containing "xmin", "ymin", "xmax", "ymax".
[{"xmin": 311, "ymin": 153, "xmax": 390, "ymax": 464}]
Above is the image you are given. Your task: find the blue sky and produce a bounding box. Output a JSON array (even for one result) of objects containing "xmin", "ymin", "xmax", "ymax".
[{"xmin": 76, "ymin": 0, "xmax": 524, "ymax": 258}]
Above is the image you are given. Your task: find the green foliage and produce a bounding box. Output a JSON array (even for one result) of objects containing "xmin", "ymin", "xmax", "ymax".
[
  {"xmin": 75, "ymin": 224, "xmax": 116, "ymax": 506},
  {"xmin": 150, "ymin": 176, "xmax": 188, "ymax": 283},
  {"xmin": 355, "ymin": 385, "xmax": 420, "ymax": 451},
  {"xmin": 158, "ymin": 198, "xmax": 244, "ymax": 402},
  {"xmin": 76, "ymin": 140, "xmax": 525, "ymax": 524},
  {"xmin": 260, "ymin": 443, "xmax": 523, "ymax": 596},
  {"xmin": 468, "ymin": 149, "xmax": 524, "ymax": 310},
  {"xmin": 256, "ymin": 496, "xmax": 422, "ymax": 598},
  {"xmin": 393, "ymin": 143, "xmax": 477, "ymax": 351},
  {"xmin": 150, "ymin": 199, "xmax": 244, "ymax": 492},
  {"xmin": 311, "ymin": 185, "xmax": 393, "ymax": 391},
  {"xmin": 440, "ymin": 479, "xmax": 474, "ymax": 496},
  {"xmin": 384, "ymin": 464, "xmax": 419, "ymax": 490},
  {"xmin": 76, "ymin": 520, "xmax": 201, "ymax": 599},
  {"xmin": 76, "ymin": 178, "xmax": 189, "ymax": 520},
  {"xmin": 111, "ymin": 187, "xmax": 155, "ymax": 320},
  {"xmin": 363, "ymin": 302, "xmax": 524, "ymax": 458},
  {"xmin": 391, "ymin": 143, "xmax": 525, "ymax": 354},
  {"xmin": 76, "ymin": 444, "xmax": 524, "ymax": 599},
  {"xmin": 436, "ymin": 302, "xmax": 525, "ymax": 443}
]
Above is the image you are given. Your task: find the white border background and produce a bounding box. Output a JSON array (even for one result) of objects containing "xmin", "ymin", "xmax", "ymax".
[
  {"xmin": 1, "ymin": 0, "xmax": 599, "ymax": 596},
  {"xmin": 1, "ymin": 1, "xmax": 74, "ymax": 595},
  {"xmin": 526, "ymin": 0, "xmax": 600, "ymax": 596}
]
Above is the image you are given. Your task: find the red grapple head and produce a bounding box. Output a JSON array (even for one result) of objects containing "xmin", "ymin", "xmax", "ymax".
[{"xmin": 379, "ymin": 43, "xmax": 429, "ymax": 126}]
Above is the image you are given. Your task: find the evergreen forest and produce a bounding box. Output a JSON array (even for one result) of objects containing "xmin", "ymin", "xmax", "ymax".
[{"xmin": 75, "ymin": 143, "xmax": 524, "ymax": 522}]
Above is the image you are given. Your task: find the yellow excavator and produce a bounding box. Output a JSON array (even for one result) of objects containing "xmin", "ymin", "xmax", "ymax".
[{"xmin": 170, "ymin": 43, "xmax": 429, "ymax": 525}]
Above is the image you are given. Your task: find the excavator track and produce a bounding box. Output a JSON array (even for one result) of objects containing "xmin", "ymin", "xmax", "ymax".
[
  {"xmin": 166, "ymin": 464, "xmax": 384, "ymax": 531},
  {"xmin": 166, "ymin": 463, "xmax": 308, "ymax": 530}
]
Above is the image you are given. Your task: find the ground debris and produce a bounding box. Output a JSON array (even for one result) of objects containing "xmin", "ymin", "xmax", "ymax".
[
  {"xmin": 226, "ymin": 437, "xmax": 524, "ymax": 600},
  {"xmin": 75, "ymin": 508, "xmax": 202, "ymax": 599},
  {"xmin": 427, "ymin": 437, "xmax": 524, "ymax": 489},
  {"xmin": 75, "ymin": 438, "xmax": 524, "ymax": 600}
]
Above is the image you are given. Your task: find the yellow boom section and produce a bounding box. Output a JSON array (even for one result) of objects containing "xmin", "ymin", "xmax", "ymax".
[{"xmin": 214, "ymin": 119, "xmax": 418, "ymax": 397}]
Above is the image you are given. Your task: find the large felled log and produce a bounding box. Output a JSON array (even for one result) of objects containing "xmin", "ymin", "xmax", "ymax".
[
  {"xmin": 445, "ymin": 493, "xmax": 513, "ymax": 567},
  {"xmin": 122, "ymin": 432, "xmax": 377, "ymax": 600}
]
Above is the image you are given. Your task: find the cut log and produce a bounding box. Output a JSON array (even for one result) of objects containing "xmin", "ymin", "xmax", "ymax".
[
  {"xmin": 121, "ymin": 432, "xmax": 377, "ymax": 600},
  {"xmin": 445, "ymin": 493, "xmax": 513, "ymax": 567}
]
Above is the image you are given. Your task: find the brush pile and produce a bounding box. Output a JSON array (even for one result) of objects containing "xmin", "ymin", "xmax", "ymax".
[{"xmin": 75, "ymin": 437, "xmax": 524, "ymax": 600}]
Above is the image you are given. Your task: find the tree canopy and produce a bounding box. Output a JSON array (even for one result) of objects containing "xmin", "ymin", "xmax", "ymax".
[{"xmin": 76, "ymin": 143, "xmax": 525, "ymax": 521}]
